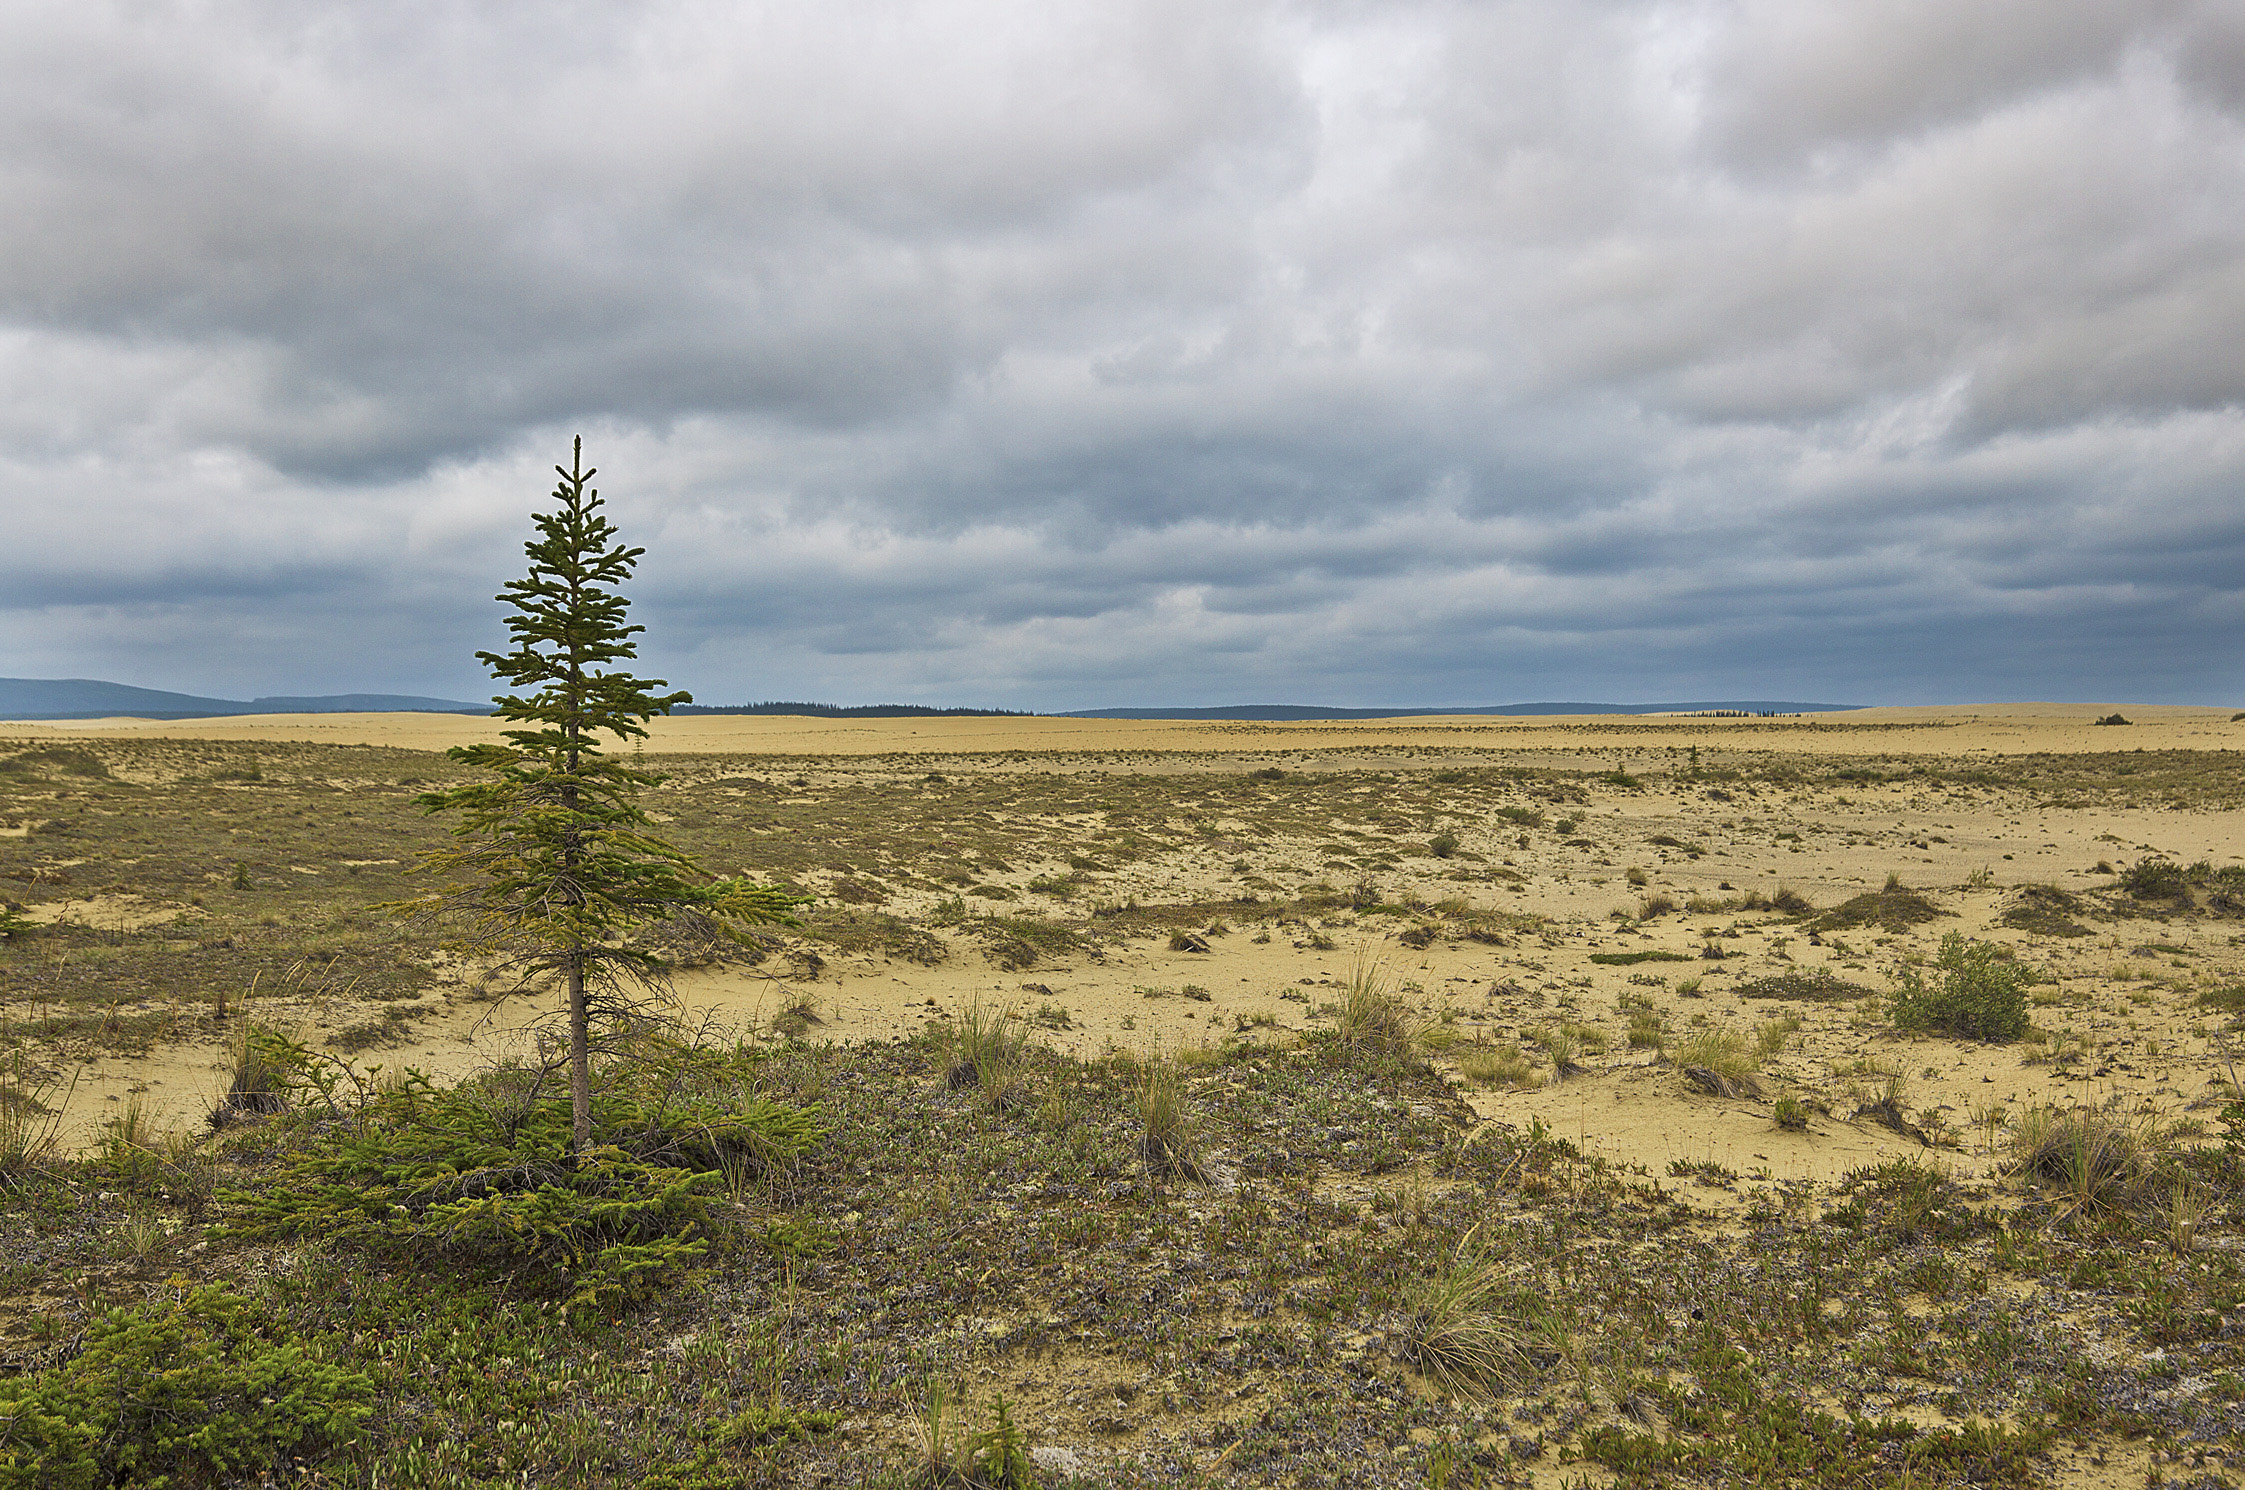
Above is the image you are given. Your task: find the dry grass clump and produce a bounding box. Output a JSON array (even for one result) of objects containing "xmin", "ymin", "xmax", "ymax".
[
  {"xmin": 211, "ymin": 1022, "xmax": 290, "ymax": 1125},
  {"xmin": 2007, "ymin": 1105, "xmax": 2162, "ymax": 1220},
  {"xmin": 1398, "ymin": 1230, "xmax": 1536, "ymax": 1397},
  {"xmin": 1333, "ymin": 960, "xmax": 1442, "ymax": 1059},
  {"xmin": 944, "ymin": 999, "xmax": 1032, "ymax": 1106},
  {"xmin": 1755, "ymin": 1016, "xmax": 1800, "ymax": 1058},
  {"xmin": 1136, "ymin": 1056, "xmax": 1208, "ymax": 1183},
  {"xmin": 1531, "ymin": 1024, "xmax": 1575, "ymax": 1072},
  {"xmin": 2156, "ymin": 1179, "xmax": 2213, "ymax": 1256},
  {"xmin": 1456, "ymin": 1045, "xmax": 1543, "ymax": 1090},
  {"xmin": 1688, "ymin": 886, "xmax": 1815, "ymax": 916},
  {"xmin": 0, "ymin": 1050, "xmax": 69, "ymax": 1185},
  {"xmin": 1625, "ymin": 1009, "xmax": 1665, "ymax": 1050},
  {"xmin": 1674, "ymin": 1028, "xmax": 1761, "ymax": 1098}
]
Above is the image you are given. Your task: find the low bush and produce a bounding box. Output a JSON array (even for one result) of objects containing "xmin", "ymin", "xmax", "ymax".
[
  {"xmin": 1811, "ymin": 882, "xmax": 1946, "ymax": 934},
  {"xmin": 0, "ymin": 1282, "xmax": 371, "ymax": 1485},
  {"xmin": 223, "ymin": 1043, "xmax": 824, "ymax": 1323},
  {"xmin": 2119, "ymin": 859, "xmax": 2189, "ymax": 903},
  {"xmin": 1998, "ymin": 884, "xmax": 2091, "ymax": 937},
  {"xmin": 1888, "ymin": 934, "xmax": 2031, "ymax": 1041},
  {"xmin": 1738, "ymin": 969, "xmax": 1872, "ymax": 1001}
]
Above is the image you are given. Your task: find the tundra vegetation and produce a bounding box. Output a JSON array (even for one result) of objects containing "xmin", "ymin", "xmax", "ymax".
[{"xmin": 2, "ymin": 727, "xmax": 2244, "ymax": 1484}]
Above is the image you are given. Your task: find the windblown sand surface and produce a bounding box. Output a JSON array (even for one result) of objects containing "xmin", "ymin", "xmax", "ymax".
[
  {"xmin": 15, "ymin": 699, "xmax": 2242, "ymax": 758},
  {"xmin": 11, "ymin": 702, "xmax": 2243, "ymax": 1190}
]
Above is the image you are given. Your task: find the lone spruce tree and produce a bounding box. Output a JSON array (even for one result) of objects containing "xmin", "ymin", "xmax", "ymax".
[{"xmin": 405, "ymin": 438, "xmax": 806, "ymax": 1157}]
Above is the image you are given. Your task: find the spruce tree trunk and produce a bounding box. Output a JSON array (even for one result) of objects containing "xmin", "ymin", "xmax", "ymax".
[{"xmin": 567, "ymin": 956, "xmax": 593, "ymax": 1158}]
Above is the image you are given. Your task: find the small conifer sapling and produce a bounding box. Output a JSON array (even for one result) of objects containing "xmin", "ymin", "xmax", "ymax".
[{"xmin": 395, "ymin": 438, "xmax": 806, "ymax": 1156}]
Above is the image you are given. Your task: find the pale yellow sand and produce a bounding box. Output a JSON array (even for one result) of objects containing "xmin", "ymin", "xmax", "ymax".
[{"xmin": 7, "ymin": 699, "xmax": 2239, "ymax": 758}]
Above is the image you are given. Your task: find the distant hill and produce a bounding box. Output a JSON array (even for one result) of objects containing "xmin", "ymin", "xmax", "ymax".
[
  {"xmin": 673, "ymin": 702, "xmax": 1034, "ymax": 718},
  {"xmin": 1062, "ymin": 702, "xmax": 1860, "ymax": 720},
  {"xmin": 0, "ymin": 678, "xmax": 489, "ymax": 720}
]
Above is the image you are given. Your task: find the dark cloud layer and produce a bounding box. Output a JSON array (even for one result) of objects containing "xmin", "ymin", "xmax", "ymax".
[{"xmin": 3, "ymin": 0, "xmax": 2241, "ymax": 708}]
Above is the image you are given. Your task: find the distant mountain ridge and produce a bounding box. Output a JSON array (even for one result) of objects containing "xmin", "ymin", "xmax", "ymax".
[
  {"xmin": 1062, "ymin": 702, "xmax": 1860, "ymax": 720},
  {"xmin": 0, "ymin": 678, "xmax": 488, "ymax": 720},
  {"xmin": 1, "ymin": 678, "xmax": 1863, "ymax": 723},
  {"xmin": 674, "ymin": 702, "xmax": 1033, "ymax": 718}
]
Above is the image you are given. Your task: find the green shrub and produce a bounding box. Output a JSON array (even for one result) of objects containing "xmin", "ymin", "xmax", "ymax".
[
  {"xmin": 1888, "ymin": 934, "xmax": 2031, "ymax": 1041},
  {"xmin": 2119, "ymin": 859, "xmax": 2189, "ymax": 902},
  {"xmin": 224, "ymin": 1048, "xmax": 824, "ymax": 1323},
  {"xmin": 0, "ymin": 1283, "xmax": 370, "ymax": 1487}
]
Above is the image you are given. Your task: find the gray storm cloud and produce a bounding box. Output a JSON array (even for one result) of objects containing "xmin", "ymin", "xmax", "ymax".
[{"xmin": 0, "ymin": 0, "xmax": 2239, "ymax": 707}]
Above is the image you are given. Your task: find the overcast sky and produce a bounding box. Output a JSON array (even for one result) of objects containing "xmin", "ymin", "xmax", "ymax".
[{"xmin": 3, "ymin": 1, "xmax": 2241, "ymax": 709}]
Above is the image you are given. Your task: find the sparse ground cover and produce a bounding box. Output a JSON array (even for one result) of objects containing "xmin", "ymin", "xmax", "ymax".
[{"xmin": 3, "ymin": 710, "xmax": 2245, "ymax": 1485}]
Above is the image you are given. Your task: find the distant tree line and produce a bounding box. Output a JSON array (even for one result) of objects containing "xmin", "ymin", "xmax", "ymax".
[{"xmin": 670, "ymin": 702, "xmax": 1036, "ymax": 718}]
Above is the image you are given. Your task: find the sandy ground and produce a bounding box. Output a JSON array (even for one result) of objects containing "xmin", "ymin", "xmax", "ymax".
[
  {"xmin": 9, "ymin": 700, "xmax": 2241, "ymax": 759},
  {"xmin": 26, "ymin": 703, "xmax": 2241, "ymax": 1224},
  {"xmin": 9, "ymin": 702, "xmax": 2239, "ymax": 1488}
]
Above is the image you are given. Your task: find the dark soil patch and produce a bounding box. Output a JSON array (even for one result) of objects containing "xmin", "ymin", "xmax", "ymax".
[
  {"xmin": 1810, "ymin": 886, "xmax": 1950, "ymax": 934},
  {"xmin": 1998, "ymin": 885, "xmax": 2092, "ymax": 938},
  {"xmin": 1736, "ymin": 969, "xmax": 1875, "ymax": 1001}
]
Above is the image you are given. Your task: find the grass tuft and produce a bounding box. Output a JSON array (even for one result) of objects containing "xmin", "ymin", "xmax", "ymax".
[
  {"xmin": 1674, "ymin": 1028, "xmax": 1762, "ymax": 1098},
  {"xmin": 213, "ymin": 1023, "xmax": 291, "ymax": 1124},
  {"xmin": 1135, "ymin": 1056, "xmax": 1209, "ymax": 1183},
  {"xmin": 1398, "ymin": 1230, "xmax": 1534, "ymax": 1397},
  {"xmin": 2007, "ymin": 1105, "xmax": 2157, "ymax": 1220},
  {"xmin": 945, "ymin": 999, "xmax": 1032, "ymax": 1106},
  {"xmin": 0, "ymin": 1050, "xmax": 70, "ymax": 1186},
  {"xmin": 1332, "ymin": 959, "xmax": 1439, "ymax": 1059}
]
